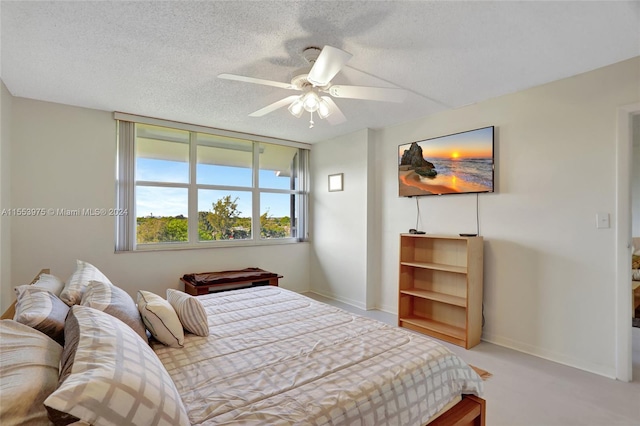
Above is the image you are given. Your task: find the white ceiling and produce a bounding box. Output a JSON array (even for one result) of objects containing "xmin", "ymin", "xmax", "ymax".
[{"xmin": 1, "ymin": 1, "xmax": 639, "ymax": 144}]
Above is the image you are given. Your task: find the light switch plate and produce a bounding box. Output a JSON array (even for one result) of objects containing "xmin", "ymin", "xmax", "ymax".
[{"xmin": 596, "ymin": 212, "xmax": 610, "ymax": 229}]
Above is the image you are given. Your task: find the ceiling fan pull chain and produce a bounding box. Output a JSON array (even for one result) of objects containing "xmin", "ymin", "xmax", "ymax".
[{"xmin": 309, "ymin": 111, "xmax": 315, "ymax": 128}]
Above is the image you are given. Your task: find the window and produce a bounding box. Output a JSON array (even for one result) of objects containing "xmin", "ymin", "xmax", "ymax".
[{"xmin": 115, "ymin": 115, "xmax": 309, "ymax": 251}]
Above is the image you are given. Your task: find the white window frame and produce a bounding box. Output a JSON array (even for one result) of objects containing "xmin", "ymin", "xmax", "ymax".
[{"xmin": 115, "ymin": 113, "xmax": 310, "ymax": 252}]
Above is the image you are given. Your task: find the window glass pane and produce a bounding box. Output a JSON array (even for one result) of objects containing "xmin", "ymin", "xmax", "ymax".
[
  {"xmin": 260, "ymin": 193, "xmax": 295, "ymax": 239},
  {"xmin": 119, "ymin": 117, "xmax": 309, "ymax": 251},
  {"xmin": 136, "ymin": 124, "xmax": 189, "ymax": 183},
  {"xmin": 259, "ymin": 143, "xmax": 298, "ymax": 190},
  {"xmin": 198, "ymin": 189, "xmax": 252, "ymax": 241},
  {"xmin": 197, "ymin": 133, "xmax": 252, "ymax": 187},
  {"xmin": 136, "ymin": 186, "xmax": 188, "ymax": 244}
]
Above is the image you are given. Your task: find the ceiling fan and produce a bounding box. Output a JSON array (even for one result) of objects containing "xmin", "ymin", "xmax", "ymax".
[{"xmin": 219, "ymin": 45, "xmax": 408, "ymax": 128}]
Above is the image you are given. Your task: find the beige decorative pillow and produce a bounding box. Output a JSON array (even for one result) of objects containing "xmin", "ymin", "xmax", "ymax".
[
  {"xmin": 44, "ymin": 306, "xmax": 190, "ymax": 426},
  {"xmin": 60, "ymin": 260, "xmax": 113, "ymax": 306},
  {"xmin": 81, "ymin": 280, "xmax": 148, "ymax": 343},
  {"xmin": 167, "ymin": 289, "xmax": 209, "ymax": 336},
  {"xmin": 137, "ymin": 291, "xmax": 184, "ymax": 348},
  {"xmin": 14, "ymin": 285, "xmax": 69, "ymax": 345},
  {"xmin": 33, "ymin": 273, "xmax": 65, "ymax": 296},
  {"xmin": 0, "ymin": 319, "xmax": 63, "ymax": 426}
]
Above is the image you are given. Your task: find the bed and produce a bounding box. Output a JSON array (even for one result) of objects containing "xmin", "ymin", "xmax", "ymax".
[{"xmin": 0, "ymin": 263, "xmax": 485, "ymax": 426}]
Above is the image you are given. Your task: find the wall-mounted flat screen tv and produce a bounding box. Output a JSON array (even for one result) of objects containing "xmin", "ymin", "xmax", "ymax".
[{"xmin": 398, "ymin": 126, "xmax": 494, "ymax": 197}]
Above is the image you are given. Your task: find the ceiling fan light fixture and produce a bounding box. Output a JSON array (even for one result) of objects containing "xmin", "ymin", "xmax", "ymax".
[
  {"xmin": 302, "ymin": 91, "xmax": 321, "ymax": 112},
  {"xmin": 317, "ymin": 98, "xmax": 331, "ymax": 119},
  {"xmin": 288, "ymin": 97, "xmax": 304, "ymax": 117}
]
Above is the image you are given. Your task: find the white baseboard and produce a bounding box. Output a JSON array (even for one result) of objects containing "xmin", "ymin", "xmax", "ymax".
[
  {"xmin": 306, "ymin": 289, "xmax": 367, "ymax": 311},
  {"xmin": 481, "ymin": 331, "xmax": 616, "ymax": 379},
  {"xmin": 374, "ymin": 302, "xmax": 397, "ymax": 316}
]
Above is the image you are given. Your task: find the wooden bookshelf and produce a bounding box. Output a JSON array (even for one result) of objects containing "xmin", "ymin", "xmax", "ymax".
[{"xmin": 398, "ymin": 234, "xmax": 483, "ymax": 349}]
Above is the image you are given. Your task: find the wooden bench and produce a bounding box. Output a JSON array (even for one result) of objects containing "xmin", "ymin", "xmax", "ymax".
[{"xmin": 181, "ymin": 268, "xmax": 282, "ymax": 296}]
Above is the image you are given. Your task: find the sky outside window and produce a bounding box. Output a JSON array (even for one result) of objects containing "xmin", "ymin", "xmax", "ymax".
[
  {"xmin": 135, "ymin": 126, "xmax": 295, "ymax": 218},
  {"xmin": 136, "ymin": 160, "xmax": 293, "ymax": 217}
]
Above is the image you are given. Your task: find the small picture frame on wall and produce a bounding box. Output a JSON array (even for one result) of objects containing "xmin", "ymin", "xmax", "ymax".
[{"xmin": 328, "ymin": 173, "xmax": 344, "ymax": 192}]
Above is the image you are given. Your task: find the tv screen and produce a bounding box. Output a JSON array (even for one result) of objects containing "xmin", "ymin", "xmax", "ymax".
[{"xmin": 398, "ymin": 126, "xmax": 494, "ymax": 197}]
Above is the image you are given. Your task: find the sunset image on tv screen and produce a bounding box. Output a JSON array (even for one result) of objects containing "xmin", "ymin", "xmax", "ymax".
[{"xmin": 398, "ymin": 126, "xmax": 494, "ymax": 197}]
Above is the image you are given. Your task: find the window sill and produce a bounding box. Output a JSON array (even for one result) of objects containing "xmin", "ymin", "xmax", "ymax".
[{"xmin": 116, "ymin": 238, "xmax": 306, "ymax": 253}]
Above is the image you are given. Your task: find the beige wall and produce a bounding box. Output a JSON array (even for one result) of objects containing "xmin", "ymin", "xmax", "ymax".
[
  {"xmin": 312, "ymin": 56, "xmax": 640, "ymax": 377},
  {"xmin": 0, "ymin": 81, "xmax": 13, "ymax": 312},
  {"xmin": 310, "ymin": 129, "xmax": 370, "ymax": 308},
  {"xmin": 310, "ymin": 128, "xmax": 382, "ymax": 310},
  {"xmin": 373, "ymin": 57, "xmax": 640, "ymax": 377},
  {"xmin": 6, "ymin": 98, "xmax": 310, "ymax": 307},
  {"xmin": 632, "ymin": 114, "xmax": 640, "ymax": 237}
]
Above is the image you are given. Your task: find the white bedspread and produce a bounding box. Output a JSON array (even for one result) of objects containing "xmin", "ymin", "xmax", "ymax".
[{"xmin": 152, "ymin": 286, "xmax": 483, "ymax": 425}]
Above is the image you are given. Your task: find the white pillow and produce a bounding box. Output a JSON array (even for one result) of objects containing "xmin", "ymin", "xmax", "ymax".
[
  {"xmin": 44, "ymin": 306, "xmax": 190, "ymax": 426},
  {"xmin": 0, "ymin": 320, "xmax": 63, "ymax": 426},
  {"xmin": 33, "ymin": 274, "xmax": 65, "ymax": 297},
  {"xmin": 137, "ymin": 291, "xmax": 184, "ymax": 348},
  {"xmin": 14, "ymin": 286, "xmax": 69, "ymax": 345},
  {"xmin": 60, "ymin": 260, "xmax": 113, "ymax": 306},
  {"xmin": 166, "ymin": 289, "xmax": 209, "ymax": 336},
  {"xmin": 81, "ymin": 280, "xmax": 148, "ymax": 343}
]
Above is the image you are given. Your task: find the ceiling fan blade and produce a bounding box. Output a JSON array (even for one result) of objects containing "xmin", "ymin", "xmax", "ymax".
[
  {"xmin": 218, "ymin": 73, "xmax": 295, "ymax": 90},
  {"xmin": 249, "ymin": 95, "xmax": 301, "ymax": 117},
  {"xmin": 328, "ymin": 85, "xmax": 408, "ymax": 103},
  {"xmin": 307, "ymin": 46, "xmax": 352, "ymax": 87},
  {"xmin": 321, "ymin": 97, "xmax": 347, "ymax": 125}
]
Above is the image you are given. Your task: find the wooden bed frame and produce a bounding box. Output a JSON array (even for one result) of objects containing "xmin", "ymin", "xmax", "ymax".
[
  {"xmin": 431, "ymin": 394, "xmax": 485, "ymax": 426},
  {"xmin": 1, "ymin": 269, "xmax": 486, "ymax": 426}
]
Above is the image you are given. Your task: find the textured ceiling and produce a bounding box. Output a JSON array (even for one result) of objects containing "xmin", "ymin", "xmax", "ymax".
[{"xmin": 1, "ymin": 1, "xmax": 639, "ymax": 144}]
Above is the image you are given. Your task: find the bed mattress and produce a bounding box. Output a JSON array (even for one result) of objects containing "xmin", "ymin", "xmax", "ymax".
[{"xmin": 151, "ymin": 286, "xmax": 483, "ymax": 425}]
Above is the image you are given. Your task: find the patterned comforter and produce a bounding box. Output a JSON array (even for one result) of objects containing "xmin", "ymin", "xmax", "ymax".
[{"xmin": 152, "ymin": 286, "xmax": 483, "ymax": 425}]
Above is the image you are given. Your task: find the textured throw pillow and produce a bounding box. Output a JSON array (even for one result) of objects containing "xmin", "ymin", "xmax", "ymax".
[
  {"xmin": 60, "ymin": 260, "xmax": 113, "ymax": 306},
  {"xmin": 137, "ymin": 291, "xmax": 184, "ymax": 348},
  {"xmin": 0, "ymin": 320, "xmax": 63, "ymax": 426},
  {"xmin": 44, "ymin": 306, "xmax": 190, "ymax": 426},
  {"xmin": 166, "ymin": 289, "xmax": 209, "ymax": 336},
  {"xmin": 13, "ymin": 285, "xmax": 69, "ymax": 345},
  {"xmin": 81, "ymin": 280, "xmax": 149, "ymax": 343},
  {"xmin": 33, "ymin": 273, "xmax": 65, "ymax": 297}
]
